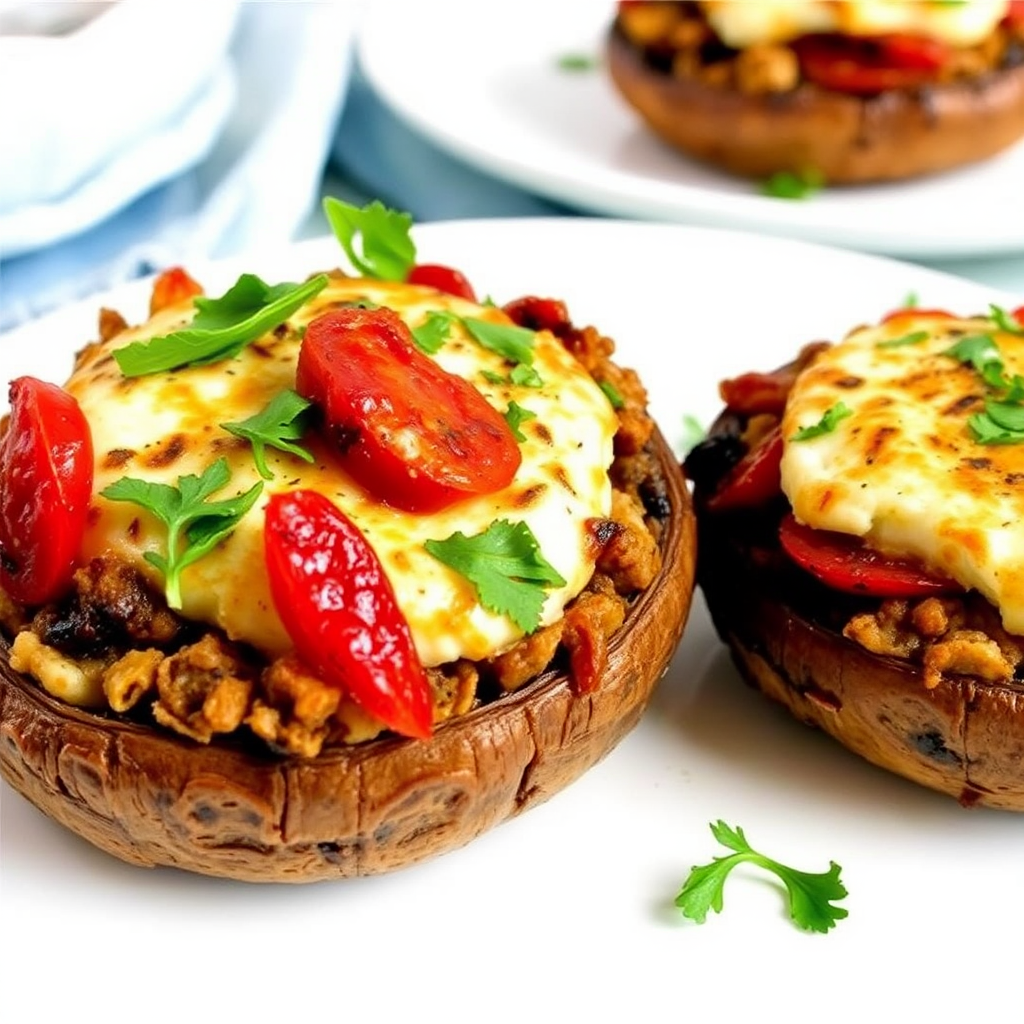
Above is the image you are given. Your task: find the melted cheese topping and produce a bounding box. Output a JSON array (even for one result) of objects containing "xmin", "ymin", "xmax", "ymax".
[
  {"xmin": 65, "ymin": 275, "xmax": 618, "ymax": 666},
  {"xmin": 781, "ymin": 312, "xmax": 1024, "ymax": 634},
  {"xmin": 699, "ymin": 0, "xmax": 1009, "ymax": 48}
]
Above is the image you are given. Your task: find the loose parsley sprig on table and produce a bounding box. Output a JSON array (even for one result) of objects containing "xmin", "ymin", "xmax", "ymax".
[
  {"xmin": 100, "ymin": 458, "xmax": 263, "ymax": 609},
  {"xmin": 113, "ymin": 273, "xmax": 327, "ymax": 377},
  {"xmin": 675, "ymin": 821, "xmax": 849, "ymax": 934},
  {"xmin": 221, "ymin": 390, "xmax": 315, "ymax": 480},
  {"xmin": 424, "ymin": 519, "xmax": 566, "ymax": 633}
]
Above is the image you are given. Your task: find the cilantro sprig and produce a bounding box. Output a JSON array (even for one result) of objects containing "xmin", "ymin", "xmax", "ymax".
[
  {"xmin": 323, "ymin": 196, "xmax": 416, "ymax": 280},
  {"xmin": 675, "ymin": 821, "xmax": 849, "ymax": 933},
  {"xmin": 100, "ymin": 458, "xmax": 263, "ymax": 609},
  {"xmin": 991, "ymin": 303, "xmax": 1024, "ymax": 336},
  {"xmin": 221, "ymin": 390, "xmax": 315, "ymax": 480},
  {"xmin": 113, "ymin": 273, "xmax": 327, "ymax": 377},
  {"xmin": 877, "ymin": 329, "xmax": 930, "ymax": 349},
  {"xmin": 790, "ymin": 401, "xmax": 852, "ymax": 441},
  {"xmin": 503, "ymin": 401, "xmax": 536, "ymax": 442},
  {"xmin": 424, "ymin": 519, "xmax": 566, "ymax": 633}
]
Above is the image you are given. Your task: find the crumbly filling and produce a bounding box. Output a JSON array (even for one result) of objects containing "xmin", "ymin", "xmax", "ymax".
[{"xmin": 1, "ymin": 313, "xmax": 669, "ymax": 758}]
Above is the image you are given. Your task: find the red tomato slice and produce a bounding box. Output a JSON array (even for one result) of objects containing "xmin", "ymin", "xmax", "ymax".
[
  {"xmin": 1012, "ymin": 305, "xmax": 1024, "ymax": 327},
  {"xmin": 264, "ymin": 489, "xmax": 433, "ymax": 739},
  {"xmin": 779, "ymin": 513, "xmax": 960, "ymax": 598},
  {"xmin": 406, "ymin": 263, "xmax": 477, "ymax": 302},
  {"xmin": 706, "ymin": 425, "xmax": 783, "ymax": 511},
  {"xmin": 794, "ymin": 32, "xmax": 949, "ymax": 94},
  {"xmin": 297, "ymin": 307, "xmax": 521, "ymax": 513},
  {"xmin": 1005, "ymin": 1, "xmax": 1024, "ymax": 27},
  {"xmin": 0, "ymin": 377, "xmax": 94, "ymax": 605}
]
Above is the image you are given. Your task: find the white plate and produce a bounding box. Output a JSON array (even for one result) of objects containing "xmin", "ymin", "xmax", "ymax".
[
  {"xmin": 2, "ymin": 219, "xmax": 1022, "ymax": 1023},
  {"xmin": 357, "ymin": 0, "xmax": 1024, "ymax": 260}
]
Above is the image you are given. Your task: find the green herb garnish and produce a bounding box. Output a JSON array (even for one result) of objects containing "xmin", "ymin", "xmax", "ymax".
[
  {"xmin": 510, "ymin": 363, "xmax": 543, "ymax": 387},
  {"xmin": 503, "ymin": 401, "xmax": 537, "ymax": 442},
  {"xmin": 902, "ymin": 290, "xmax": 920, "ymax": 309},
  {"xmin": 221, "ymin": 390, "xmax": 315, "ymax": 480},
  {"xmin": 557, "ymin": 52, "xmax": 597, "ymax": 71},
  {"xmin": 323, "ymin": 196, "xmax": 416, "ymax": 280},
  {"xmin": 969, "ymin": 398, "xmax": 1024, "ymax": 445},
  {"xmin": 424, "ymin": 519, "xmax": 566, "ymax": 634},
  {"xmin": 675, "ymin": 821, "xmax": 849, "ymax": 934},
  {"xmin": 990, "ymin": 303, "xmax": 1024, "ymax": 336},
  {"xmin": 113, "ymin": 274, "xmax": 327, "ymax": 377},
  {"xmin": 944, "ymin": 333, "xmax": 1008, "ymax": 389},
  {"xmin": 760, "ymin": 168, "xmax": 824, "ymax": 200},
  {"xmin": 100, "ymin": 459, "xmax": 263, "ymax": 609},
  {"xmin": 680, "ymin": 414, "xmax": 706, "ymax": 455},
  {"xmin": 790, "ymin": 402, "xmax": 852, "ymax": 441},
  {"xmin": 599, "ymin": 380, "xmax": 625, "ymax": 409},
  {"xmin": 461, "ymin": 316, "xmax": 536, "ymax": 365},
  {"xmin": 877, "ymin": 329, "xmax": 930, "ymax": 349},
  {"xmin": 412, "ymin": 310, "xmax": 457, "ymax": 354}
]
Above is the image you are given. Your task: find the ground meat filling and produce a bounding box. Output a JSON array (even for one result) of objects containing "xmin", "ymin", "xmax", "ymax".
[{"xmin": 1, "ymin": 309, "xmax": 668, "ymax": 759}]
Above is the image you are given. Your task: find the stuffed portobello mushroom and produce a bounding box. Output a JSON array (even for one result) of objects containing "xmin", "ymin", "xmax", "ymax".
[
  {"xmin": 687, "ymin": 302, "xmax": 1024, "ymax": 810},
  {"xmin": 607, "ymin": 0, "xmax": 1024, "ymax": 185},
  {"xmin": 0, "ymin": 201, "xmax": 698, "ymax": 882}
]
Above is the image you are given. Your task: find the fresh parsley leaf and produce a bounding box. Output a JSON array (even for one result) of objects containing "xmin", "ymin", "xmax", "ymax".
[
  {"xmin": 113, "ymin": 273, "xmax": 328, "ymax": 377},
  {"xmin": 510, "ymin": 363, "xmax": 544, "ymax": 387},
  {"xmin": 599, "ymin": 380, "xmax": 625, "ymax": 409},
  {"xmin": 680, "ymin": 414, "xmax": 706, "ymax": 455},
  {"xmin": 877, "ymin": 329, "xmax": 930, "ymax": 349},
  {"xmin": 760, "ymin": 167, "xmax": 824, "ymax": 200},
  {"xmin": 412, "ymin": 311, "xmax": 456, "ymax": 354},
  {"xmin": 944, "ymin": 333, "xmax": 1007, "ymax": 388},
  {"xmin": 481, "ymin": 370, "xmax": 507, "ymax": 386},
  {"xmin": 675, "ymin": 821, "xmax": 849, "ymax": 933},
  {"xmin": 790, "ymin": 402, "xmax": 852, "ymax": 441},
  {"xmin": 323, "ymin": 197, "xmax": 416, "ymax": 280},
  {"xmin": 557, "ymin": 52, "xmax": 597, "ymax": 71},
  {"xmin": 969, "ymin": 398, "xmax": 1024, "ymax": 445},
  {"xmin": 902, "ymin": 290, "xmax": 920, "ymax": 308},
  {"xmin": 101, "ymin": 458, "xmax": 263, "ymax": 609},
  {"xmin": 221, "ymin": 390, "xmax": 315, "ymax": 480},
  {"xmin": 461, "ymin": 317, "xmax": 536, "ymax": 365},
  {"xmin": 503, "ymin": 401, "xmax": 536, "ymax": 442},
  {"xmin": 990, "ymin": 303, "xmax": 1024, "ymax": 336},
  {"xmin": 424, "ymin": 519, "xmax": 566, "ymax": 634}
]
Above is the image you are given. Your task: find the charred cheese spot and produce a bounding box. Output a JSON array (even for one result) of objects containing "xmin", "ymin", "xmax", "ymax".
[
  {"xmin": 66, "ymin": 277, "xmax": 618, "ymax": 667},
  {"xmin": 699, "ymin": 0, "xmax": 1009, "ymax": 48},
  {"xmin": 782, "ymin": 312, "xmax": 1024, "ymax": 635}
]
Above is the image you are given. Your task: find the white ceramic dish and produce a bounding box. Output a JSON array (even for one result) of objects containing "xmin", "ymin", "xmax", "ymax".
[
  {"xmin": 2, "ymin": 218, "xmax": 1022, "ymax": 1023},
  {"xmin": 357, "ymin": 0, "xmax": 1024, "ymax": 259}
]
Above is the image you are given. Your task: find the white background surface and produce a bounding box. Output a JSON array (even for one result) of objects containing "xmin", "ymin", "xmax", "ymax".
[
  {"xmin": 2, "ymin": 219, "xmax": 1023, "ymax": 1023},
  {"xmin": 358, "ymin": 0, "xmax": 1024, "ymax": 261}
]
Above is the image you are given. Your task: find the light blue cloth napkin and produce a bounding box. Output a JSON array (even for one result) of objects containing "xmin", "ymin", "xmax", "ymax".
[{"xmin": 0, "ymin": 0, "xmax": 359, "ymax": 332}]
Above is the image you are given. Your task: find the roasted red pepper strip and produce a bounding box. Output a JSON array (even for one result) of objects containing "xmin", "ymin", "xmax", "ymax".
[
  {"xmin": 502, "ymin": 296, "xmax": 571, "ymax": 335},
  {"xmin": 793, "ymin": 32, "xmax": 950, "ymax": 94},
  {"xmin": 148, "ymin": 266, "xmax": 203, "ymax": 317},
  {"xmin": 779, "ymin": 513, "xmax": 960, "ymax": 598},
  {"xmin": 297, "ymin": 306, "xmax": 521, "ymax": 513},
  {"xmin": 0, "ymin": 377, "xmax": 94, "ymax": 605},
  {"xmin": 264, "ymin": 489, "xmax": 433, "ymax": 739},
  {"xmin": 706, "ymin": 424, "xmax": 783, "ymax": 511}
]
